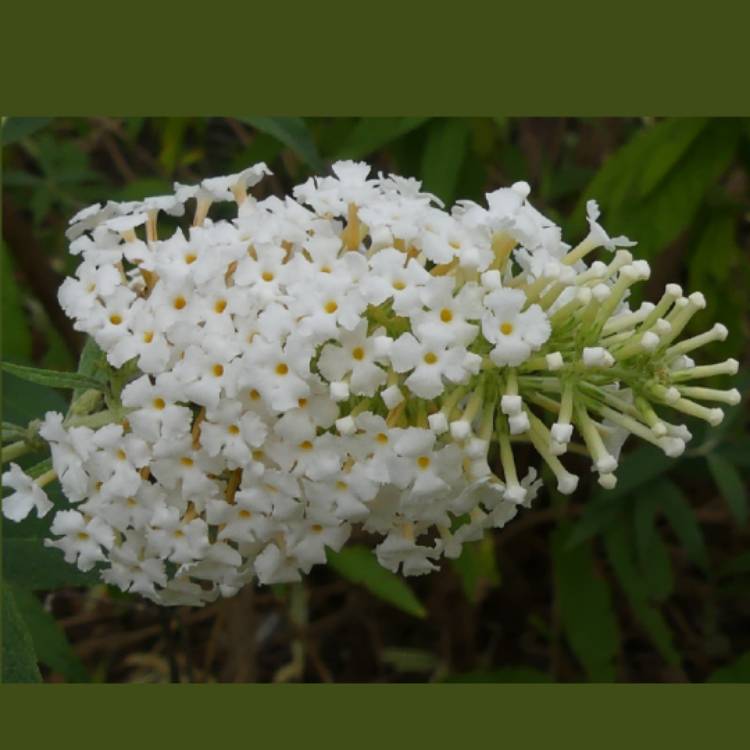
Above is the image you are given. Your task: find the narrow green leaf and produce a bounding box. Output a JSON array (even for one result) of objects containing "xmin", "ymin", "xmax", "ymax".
[
  {"xmin": 574, "ymin": 119, "xmax": 740, "ymax": 261},
  {"xmin": 635, "ymin": 118, "xmax": 708, "ymax": 197},
  {"xmin": 10, "ymin": 587, "xmax": 89, "ymax": 682},
  {"xmin": 450, "ymin": 536, "xmax": 500, "ymax": 604},
  {"xmin": 551, "ymin": 526, "xmax": 619, "ymax": 681},
  {"xmin": 707, "ymin": 652, "xmax": 750, "ymax": 683},
  {"xmin": 1, "ymin": 373, "xmax": 67, "ymax": 430},
  {"xmin": 1, "ymin": 585, "xmax": 42, "ymax": 682},
  {"xmin": 633, "ymin": 489, "xmax": 674, "ymax": 602},
  {"xmin": 655, "ymin": 479, "xmax": 709, "ymax": 570},
  {"xmin": 335, "ymin": 117, "xmax": 430, "ymax": 160},
  {"xmin": 1, "ymin": 117, "xmax": 52, "ymax": 146},
  {"xmin": 3, "ymin": 539, "xmax": 100, "ymax": 590},
  {"xmin": 707, "ymin": 453, "xmax": 748, "ymax": 525},
  {"xmin": 327, "ymin": 545, "xmax": 426, "ymax": 619},
  {"xmin": 420, "ymin": 119, "xmax": 470, "ymax": 205},
  {"xmin": 1, "ymin": 361, "xmax": 106, "ymax": 393},
  {"xmin": 603, "ymin": 523, "xmax": 680, "ymax": 666},
  {"xmin": 567, "ymin": 446, "xmax": 674, "ymax": 548},
  {"xmin": 239, "ymin": 117, "xmax": 324, "ymax": 172},
  {"xmin": 1, "ymin": 244, "xmax": 32, "ymax": 362}
]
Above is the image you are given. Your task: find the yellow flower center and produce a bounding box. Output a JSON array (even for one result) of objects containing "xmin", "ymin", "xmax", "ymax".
[
  {"xmin": 324, "ymin": 300, "xmax": 338, "ymax": 314},
  {"xmin": 275, "ymin": 363, "xmax": 289, "ymax": 376},
  {"xmin": 440, "ymin": 308, "xmax": 453, "ymax": 323},
  {"xmin": 152, "ymin": 397, "xmax": 166, "ymax": 410},
  {"xmin": 423, "ymin": 352, "xmax": 438, "ymax": 365},
  {"xmin": 417, "ymin": 456, "xmax": 431, "ymax": 470},
  {"xmin": 352, "ymin": 347, "xmax": 365, "ymax": 361},
  {"xmin": 500, "ymin": 321, "xmax": 514, "ymax": 335}
]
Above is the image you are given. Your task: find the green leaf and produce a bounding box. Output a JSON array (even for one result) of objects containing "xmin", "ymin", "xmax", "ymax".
[
  {"xmin": 634, "ymin": 118, "xmax": 708, "ymax": 197},
  {"xmin": 655, "ymin": 479, "xmax": 709, "ymax": 570},
  {"xmin": 707, "ymin": 453, "xmax": 748, "ymax": 525},
  {"xmin": 3, "ymin": 539, "xmax": 100, "ymax": 590},
  {"xmin": 1, "ymin": 361, "xmax": 106, "ymax": 393},
  {"xmin": 327, "ymin": 545, "xmax": 426, "ymax": 619},
  {"xmin": 420, "ymin": 119, "xmax": 470, "ymax": 205},
  {"xmin": 335, "ymin": 117, "xmax": 430, "ymax": 160},
  {"xmin": 567, "ymin": 446, "xmax": 674, "ymax": 548},
  {"xmin": 1, "ymin": 372, "xmax": 67, "ymax": 427},
  {"xmin": 603, "ymin": 523, "xmax": 680, "ymax": 666},
  {"xmin": 239, "ymin": 117, "xmax": 324, "ymax": 172},
  {"xmin": 1, "ymin": 244, "xmax": 32, "ymax": 362},
  {"xmin": 633, "ymin": 489, "xmax": 674, "ymax": 602},
  {"xmin": 9, "ymin": 587, "xmax": 89, "ymax": 682},
  {"xmin": 443, "ymin": 667, "xmax": 552, "ymax": 683},
  {"xmin": 551, "ymin": 526, "xmax": 620, "ymax": 681},
  {"xmin": 451, "ymin": 536, "xmax": 500, "ymax": 604},
  {"xmin": 574, "ymin": 119, "xmax": 740, "ymax": 261},
  {"xmin": 1, "ymin": 117, "xmax": 52, "ymax": 146},
  {"xmin": 707, "ymin": 651, "xmax": 750, "ymax": 683},
  {"xmin": 1, "ymin": 585, "xmax": 42, "ymax": 682}
]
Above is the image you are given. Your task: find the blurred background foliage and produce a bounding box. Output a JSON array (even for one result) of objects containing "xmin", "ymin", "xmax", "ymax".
[{"xmin": 1, "ymin": 117, "xmax": 749, "ymax": 683}]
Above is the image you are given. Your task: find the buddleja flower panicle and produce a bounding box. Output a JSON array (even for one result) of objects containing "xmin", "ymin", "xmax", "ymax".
[{"xmin": 1, "ymin": 162, "xmax": 738, "ymax": 606}]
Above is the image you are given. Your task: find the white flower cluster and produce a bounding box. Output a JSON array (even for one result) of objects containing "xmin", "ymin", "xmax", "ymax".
[{"xmin": 2, "ymin": 161, "xmax": 739, "ymax": 606}]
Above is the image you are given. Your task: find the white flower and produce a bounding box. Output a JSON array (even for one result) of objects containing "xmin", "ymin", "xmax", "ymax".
[
  {"xmin": 585, "ymin": 200, "xmax": 636, "ymax": 252},
  {"xmin": 45, "ymin": 510, "xmax": 114, "ymax": 571},
  {"xmin": 318, "ymin": 321, "xmax": 389, "ymax": 396},
  {"xmin": 482, "ymin": 288, "xmax": 551, "ymax": 366},
  {"xmin": 390, "ymin": 332, "xmax": 481, "ymax": 399},
  {"xmin": 1, "ymin": 464, "xmax": 54, "ymax": 522}
]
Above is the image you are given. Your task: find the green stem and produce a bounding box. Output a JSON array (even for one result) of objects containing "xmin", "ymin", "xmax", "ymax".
[{"xmin": 1, "ymin": 440, "xmax": 32, "ymax": 464}]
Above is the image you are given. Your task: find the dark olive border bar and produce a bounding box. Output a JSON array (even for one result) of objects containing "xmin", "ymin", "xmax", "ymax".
[
  {"xmin": 0, "ymin": 684, "xmax": 747, "ymax": 745},
  {"xmin": 1, "ymin": 3, "xmax": 749, "ymax": 115}
]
